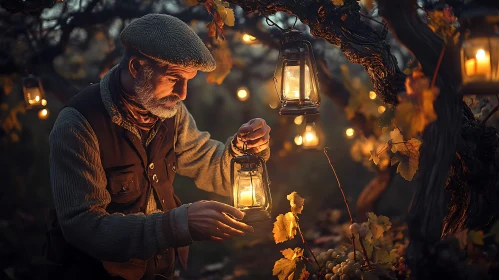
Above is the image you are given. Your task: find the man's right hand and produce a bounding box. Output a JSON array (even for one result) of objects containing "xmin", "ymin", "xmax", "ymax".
[{"xmin": 187, "ymin": 201, "xmax": 254, "ymax": 241}]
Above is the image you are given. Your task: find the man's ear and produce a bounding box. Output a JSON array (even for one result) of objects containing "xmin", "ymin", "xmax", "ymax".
[{"xmin": 128, "ymin": 56, "xmax": 142, "ymax": 78}]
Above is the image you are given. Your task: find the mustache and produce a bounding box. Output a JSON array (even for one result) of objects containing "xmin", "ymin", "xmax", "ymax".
[{"xmin": 157, "ymin": 95, "xmax": 181, "ymax": 104}]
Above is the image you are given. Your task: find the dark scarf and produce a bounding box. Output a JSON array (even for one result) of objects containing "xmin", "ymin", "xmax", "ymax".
[{"xmin": 112, "ymin": 66, "xmax": 159, "ymax": 131}]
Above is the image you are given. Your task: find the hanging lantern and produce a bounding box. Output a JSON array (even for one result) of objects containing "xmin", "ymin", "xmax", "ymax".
[
  {"xmin": 459, "ymin": 9, "xmax": 499, "ymax": 95},
  {"xmin": 230, "ymin": 147, "xmax": 272, "ymax": 225},
  {"xmin": 273, "ymin": 29, "xmax": 321, "ymax": 115},
  {"xmin": 22, "ymin": 75, "xmax": 47, "ymax": 109}
]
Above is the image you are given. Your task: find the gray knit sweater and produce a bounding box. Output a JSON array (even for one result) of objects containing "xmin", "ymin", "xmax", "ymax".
[{"xmin": 49, "ymin": 66, "xmax": 270, "ymax": 263}]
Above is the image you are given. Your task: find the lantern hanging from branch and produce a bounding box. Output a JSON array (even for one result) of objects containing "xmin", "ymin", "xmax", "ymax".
[
  {"xmin": 22, "ymin": 75, "xmax": 47, "ymax": 109},
  {"xmin": 230, "ymin": 145, "xmax": 272, "ymax": 225},
  {"xmin": 459, "ymin": 8, "xmax": 499, "ymax": 95},
  {"xmin": 273, "ymin": 29, "xmax": 321, "ymax": 115}
]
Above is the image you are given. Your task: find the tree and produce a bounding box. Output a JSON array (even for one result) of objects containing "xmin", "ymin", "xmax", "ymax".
[{"xmin": 1, "ymin": 0, "xmax": 499, "ymax": 278}]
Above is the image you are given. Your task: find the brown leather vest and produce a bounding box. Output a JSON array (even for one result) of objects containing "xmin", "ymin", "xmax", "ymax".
[{"xmin": 53, "ymin": 77, "xmax": 183, "ymax": 279}]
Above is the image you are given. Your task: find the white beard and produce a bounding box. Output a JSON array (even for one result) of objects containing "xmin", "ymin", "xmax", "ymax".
[{"xmin": 133, "ymin": 64, "xmax": 181, "ymax": 119}]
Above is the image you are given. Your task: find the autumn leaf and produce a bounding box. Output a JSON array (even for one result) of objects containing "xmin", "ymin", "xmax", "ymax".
[
  {"xmin": 185, "ymin": 0, "xmax": 199, "ymax": 6},
  {"xmin": 388, "ymin": 128, "xmax": 421, "ymax": 181},
  {"xmin": 369, "ymin": 150, "xmax": 380, "ymax": 165},
  {"xmin": 272, "ymin": 248, "xmax": 308, "ymax": 280},
  {"xmin": 273, "ymin": 212, "xmax": 298, "ymax": 243},
  {"xmin": 391, "ymin": 153, "xmax": 419, "ymax": 181},
  {"xmin": 468, "ymin": 230, "xmax": 484, "ymax": 246},
  {"xmin": 332, "ymin": 0, "xmax": 344, "ymax": 5},
  {"xmin": 206, "ymin": 41, "xmax": 232, "ymax": 84},
  {"xmin": 206, "ymin": 21, "xmax": 217, "ymax": 38},
  {"xmin": 395, "ymin": 74, "xmax": 439, "ymax": 139},
  {"xmin": 367, "ymin": 212, "xmax": 392, "ymax": 240},
  {"xmin": 374, "ymin": 248, "xmax": 398, "ymax": 264},
  {"xmin": 287, "ymin": 192, "xmax": 304, "ymax": 215},
  {"xmin": 222, "ymin": 7, "xmax": 235, "ymax": 26}
]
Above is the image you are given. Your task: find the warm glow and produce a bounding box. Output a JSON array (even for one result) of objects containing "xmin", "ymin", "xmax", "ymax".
[
  {"xmin": 35, "ymin": 95, "xmax": 40, "ymax": 102},
  {"xmin": 41, "ymin": 99, "xmax": 47, "ymax": 106},
  {"xmin": 369, "ymin": 91, "xmax": 377, "ymax": 100},
  {"xmin": 378, "ymin": 106, "xmax": 386, "ymax": 114},
  {"xmin": 302, "ymin": 125, "xmax": 319, "ymax": 147},
  {"xmin": 283, "ymin": 65, "xmax": 311, "ymax": 100},
  {"xmin": 476, "ymin": 49, "xmax": 486, "ymax": 60},
  {"xmin": 269, "ymin": 102, "xmax": 278, "ymax": 109},
  {"xmin": 294, "ymin": 116, "xmax": 304, "ymax": 125},
  {"xmin": 465, "ymin": 49, "xmax": 490, "ymax": 76},
  {"xmin": 294, "ymin": 135, "xmax": 303, "ymax": 145},
  {"xmin": 235, "ymin": 171, "xmax": 265, "ymax": 208},
  {"xmin": 242, "ymin": 33, "xmax": 256, "ymax": 43},
  {"xmin": 38, "ymin": 109, "xmax": 49, "ymax": 119},
  {"xmin": 237, "ymin": 87, "xmax": 249, "ymax": 101},
  {"xmin": 346, "ymin": 128, "xmax": 354, "ymax": 138}
]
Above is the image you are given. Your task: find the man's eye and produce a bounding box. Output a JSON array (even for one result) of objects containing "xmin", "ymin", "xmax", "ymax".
[{"xmin": 168, "ymin": 78, "xmax": 178, "ymax": 83}]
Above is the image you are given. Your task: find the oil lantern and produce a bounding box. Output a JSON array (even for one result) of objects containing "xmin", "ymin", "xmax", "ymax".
[
  {"xmin": 459, "ymin": 8, "xmax": 499, "ymax": 95},
  {"xmin": 22, "ymin": 75, "xmax": 47, "ymax": 109},
  {"xmin": 230, "ymin": 146, "xmax": 272, "ymax": 224},
  {"xmin": 273, "ymin": 29, "xmax": 321, "ymax": 115}
]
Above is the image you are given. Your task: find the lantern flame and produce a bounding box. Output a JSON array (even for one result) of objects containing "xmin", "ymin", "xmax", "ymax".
[
  {"xmin": 346, "ymin": 128, "xmax": 354, "ymax": 138},
  {"xmin": 476, "ymin": 49, "xmax": 486, "ymax": 60}
]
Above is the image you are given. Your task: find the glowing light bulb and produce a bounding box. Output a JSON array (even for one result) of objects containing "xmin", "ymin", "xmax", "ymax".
[
  {"xmin": 237, "ymin": 87, "xmax": 249, "ymax": 101},
  {"xmin": 302, "ymin": 125, "xmax": 319, "ymax": 147},
  {"xmin": 294, "ymin": 116, "xmax": 304, "ymax": 125},
  {"xmin": 369, "ymin": 91, "xmax": 377, "ymax": 100},
  {"xmin": 41, "ymin": 99, "xmax": 47, "ymax": 106},
  {"xmin": 242, "ymin": 33, "xmax": 256, "ymax": 43},
  {"xmin": 378, "ymin": 106, "xmax": 386, "ymax": 114},
  {"xmin": 294, "ymin": 135, "xmax": 303, "ymax": 146},
  {"xmin": 38, "ymin": 108, "xmax": 49, "ymax": 119},
  {"xmin": 345, "ymin": 128, "xmax": 354, "ymax": 139},
  {"xmin": 35, "ymin": 95, "xmax": 40, "ymax": 102}
]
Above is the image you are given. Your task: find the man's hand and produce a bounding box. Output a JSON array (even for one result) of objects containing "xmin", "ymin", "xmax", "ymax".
[
  {"xmin": 187, "ymin": 201, "xmax": 254, "ymax": 241},
  {"xmin": 234, "ymin": 118, "xmax": 271, "ymax": 154}
]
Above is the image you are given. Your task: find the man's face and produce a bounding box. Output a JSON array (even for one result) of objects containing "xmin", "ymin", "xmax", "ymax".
[{"xmin": 133, "ymin": 61, "xmax": 198, "ymax": 118}]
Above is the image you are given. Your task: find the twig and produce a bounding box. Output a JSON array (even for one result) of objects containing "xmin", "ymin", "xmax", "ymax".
[
  {"xmin": 351, "ymin": 233, "xmax": 357, "ymax": 263},
  {"xmin": 296, "ymin": 221, "xmax": 321, "ymax": 271},
  {"xmin": 359, "ymin": 238, "xmax": 373, "ymax": 269},
  {"xmin": 324, "ymin": 147, "xmax": 353, "ymax": 223},
  {"xmin": 431, "ymin": 44, "xmax": 446, "ymax": 88},
  {"xmin": 480, "ymin": 104, "xmax": 499, "ymax": 125}
]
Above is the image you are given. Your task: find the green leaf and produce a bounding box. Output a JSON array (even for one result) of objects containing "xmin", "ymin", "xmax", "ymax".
[
  {"xmin": 375, "ymin": 248, "xmax": 398, "ymax": 264},
  {"xmin": 273, "ymin": 212, "xmax": 298, "ymax": 244},
  {"xmin": 367, "ymin": 212, "xmax": 392, "ymax": 240}
]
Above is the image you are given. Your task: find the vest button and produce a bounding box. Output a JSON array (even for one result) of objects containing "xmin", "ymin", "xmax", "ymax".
[
  {"xmin": 149, "ymin": 163, "xmax": 155, "ymax": 170},
  {"xmin": 152, "ymin": 174, "xmax": 158, "ymax": 182}
]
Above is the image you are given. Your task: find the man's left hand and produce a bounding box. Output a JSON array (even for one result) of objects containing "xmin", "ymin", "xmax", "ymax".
[{"xmin": 234, "ymin": 118, "xmax": 271, "ymax": 154}]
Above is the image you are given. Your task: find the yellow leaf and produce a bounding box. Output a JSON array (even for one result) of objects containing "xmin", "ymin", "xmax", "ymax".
[
  {"xmin": 468, "ymin": 230, "xmax": 484, "ymax": 246},
  {"xmin": 272, "ymin": 248, "xmax": 305, "ymax": 280},
  {"xmin": 389, "ymin": 128, "xmax": 404, "ymax": 152},
  {"xmin": 206, "ymin": 42, "xmax": 232, "ymax": 84},
  {"xmin": 286, "ymin": 192, "xmax": 304, "ymax": 215},
  {"xmin": 367, "ymin": 212, "xmax": 392, "ymax": 240},
  {"xmin": 332, "ymin": 0, "xmax": 344, "ymax": 5},
  {"xmin": 185, "ymin": 0, "xmax": 199, "ymax": 6},
  {"xmin": 375, "ymin": 248, "xmax": 398, "ymax": 264},
  {"xmin": 206, "ymin": 21, "xmax": 217, "ymax": 38},
  {"xmin": 369, "ymin": 150, "xmax": 380, "ymax": 165},
  {"xmin": 273, "ymin": 212, "xmax": 298, "ymax": 244},
  {"xmin": 394, "ymin": 102, "xmax": 425, "ymax": 139},
  {"xmin": 391, "ymin": 153, "xmax": 419, "ymax": 181},
  {"xmin": 223, "ymin": 7, "xmax": 235, "ymax": 26}
]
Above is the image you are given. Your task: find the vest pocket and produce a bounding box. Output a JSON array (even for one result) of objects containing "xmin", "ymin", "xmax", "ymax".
[{"xmin": 107, "ymin": 172, "xmax": 141, "ymax": 204}]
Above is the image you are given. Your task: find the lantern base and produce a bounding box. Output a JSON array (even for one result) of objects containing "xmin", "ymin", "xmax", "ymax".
[
  {"xmin": 279, "ymin": 105, "xmax": 319, "ymax": 116},
  {"xmin": 241, "ymin": 207, "xmax": 271, "ymax": 225},
  {"xmin": 458, "ymin": 81, "xmax": 499, "ymax": 95}
]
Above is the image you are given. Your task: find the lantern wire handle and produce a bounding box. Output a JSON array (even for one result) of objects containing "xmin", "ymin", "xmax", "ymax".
[{"xmin": 265, "ymin": 16, "xmax": 285, "ymax": 31}]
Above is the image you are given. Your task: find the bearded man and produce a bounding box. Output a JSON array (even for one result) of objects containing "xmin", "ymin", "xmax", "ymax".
[{"xmin": 46, "ymin": 14, "xmax": 271, "ymax": 280}]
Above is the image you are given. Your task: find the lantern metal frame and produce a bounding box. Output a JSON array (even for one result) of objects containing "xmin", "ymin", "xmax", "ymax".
[
  {"xmin": 230, "ymin": 148, "xmax": 272, "ymax": 225},
  {"xmin": 273, "ymin": 29, "xmax": 321, "ymax": 116},
  {"xmin": 22, "ymin": 74, "xmax": 47, "ymax": 109},
  {"xmin": 458, "ymin": 8, "xmax": 499, "ymax": 95}
]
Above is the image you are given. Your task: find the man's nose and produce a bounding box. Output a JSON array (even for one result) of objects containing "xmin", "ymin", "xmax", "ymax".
[{"xmin": 174, "ymin": 79, "xmax": 188, "ymax": 100}]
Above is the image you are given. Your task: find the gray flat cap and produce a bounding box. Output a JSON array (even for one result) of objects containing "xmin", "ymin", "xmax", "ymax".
[{"xmin": 120, "ymin": 14, "xmax": 216, "ymax": 72}]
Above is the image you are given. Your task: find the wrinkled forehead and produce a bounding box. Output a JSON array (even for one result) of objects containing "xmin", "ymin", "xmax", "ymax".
[{"xmin": 164, "ymin": 64, "xmax": 198, "ymax": 79}]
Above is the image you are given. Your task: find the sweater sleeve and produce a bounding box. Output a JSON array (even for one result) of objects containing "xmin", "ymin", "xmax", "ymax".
[
  {"xmin": 49, "ymin": 107, "xmax": 191, "ymax": 263},
  {"xmin": 174, "ymin": 103, "xmax": 270, "ymax": 197}
]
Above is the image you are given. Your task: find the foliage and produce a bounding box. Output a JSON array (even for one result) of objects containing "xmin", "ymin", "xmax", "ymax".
[{"xmin": 188, "ymin": 0, "xmax": 235, "ymax": 39}]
